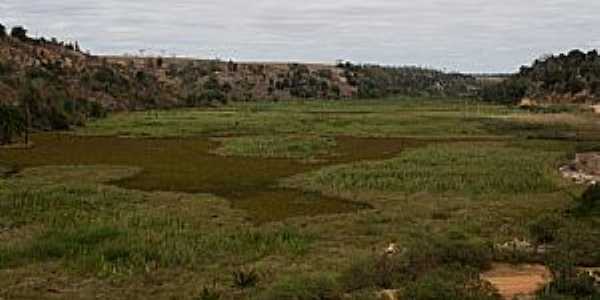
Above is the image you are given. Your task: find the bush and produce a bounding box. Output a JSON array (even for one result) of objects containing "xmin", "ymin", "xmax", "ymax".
[
  {"xmin": 404, "ymin": 267, "xmax": 501, "ymax": 300},
  {"xmin": 0, "ymin": 104, "xmax": 26, "ymax": 144},
  {"xmin": 480, "ymin": 78, "xmax": 529, "ymax": 104},
  {"xmin": 339, "ymin": 231, "xmax": 493, "ymax": 292},
  {"xmin": 541, "ymin": 256, "xmax": 599, "ymax": 299},
  {"xmin": 571, "ymin": 184, "xmax": 600, "ymax": 216},
  {"xmin": 10, "ymin": 26, "xmax": 28, "ymax": 41},
  {"xmin": 259, "ymin": 273, "xmax": 340, "ymax": 300},
  {"xmin": 339, "ymin": 255, "xmax": 408, "ymax": 291},
  {"xmin": 407, "ymin": 231, "xmax": 493, "ymax": 273},
  {"xmin": 528, "ymin": 214, "xmax": 564, "ymax": 245}
]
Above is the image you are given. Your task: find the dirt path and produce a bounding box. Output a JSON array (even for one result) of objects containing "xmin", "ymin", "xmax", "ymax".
[{"xmin": 482, "ymin": 264, "xmax": 551, "ymax": 300}]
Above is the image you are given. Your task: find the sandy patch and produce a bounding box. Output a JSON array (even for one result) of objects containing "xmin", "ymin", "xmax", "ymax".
[{"xmin": 482, "ymin": 264, "xmax": 551, "ymax": 300}]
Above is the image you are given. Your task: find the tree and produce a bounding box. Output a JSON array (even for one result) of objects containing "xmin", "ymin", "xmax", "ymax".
[
  {"xmin": 18, "ymin": 81, "xmax": 35, "ymax": 144},
  {"xmin": 10, "ymin": 26, "xmax": 28, "ymax": 41},
  {"xmin": 0, "ymin": 23, "xmax": 6, "ymax": 38},
  {"xmin": 0, "ymin": 105, "xmax": 26, "ymax": 145}
]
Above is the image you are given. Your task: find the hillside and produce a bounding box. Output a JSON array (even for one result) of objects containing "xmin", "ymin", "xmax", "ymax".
[
  {"xmin": 481, "ymin": 49, "xmax": 600, "ymax": 104},
  {"xmin": 0, "ymin": 24, "xmax": 480, "ymax": 132}
]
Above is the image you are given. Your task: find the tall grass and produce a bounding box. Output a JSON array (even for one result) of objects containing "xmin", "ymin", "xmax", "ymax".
[{"xmin": 291, "ymin": 142, "xmax": 567, "ymax": 196}]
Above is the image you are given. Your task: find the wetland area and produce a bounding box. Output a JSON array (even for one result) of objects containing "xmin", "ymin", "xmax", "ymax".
[{"xmin": 1, "ymin": 100, "xmax": 600, "ymax": 299}]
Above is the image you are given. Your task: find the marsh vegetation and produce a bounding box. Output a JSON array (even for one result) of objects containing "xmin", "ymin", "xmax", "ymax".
[{"xmin": 1, "ymin": 98, "xmax": 599, "ymax": 299}]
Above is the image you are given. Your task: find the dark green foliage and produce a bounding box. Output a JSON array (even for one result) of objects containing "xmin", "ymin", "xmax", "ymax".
[
  {"xmin": 571, "ymin": 184, "xmax": 600, "ymax": 216},
  {"xmin": 17, "ymin": 73, "xmax": 107, "ymax": 131},
  {"xmin": 0, "ymin": 104, "xmax": 26, "ymax": 144},
  {"xmin": 232, "ymin": 268, "xmax": 259, "ymax": 289},
  {"xmin": 339, "ymin": 62, "xmax": 478, "ymax": 98},
  {"xmin": 10, "ymin": 26, "xmax": 28, "ymax": 41},
  {"xmin": 539, "ymin": 252, "xmax": 600, "ymax": 299},
  {"xmin": 281, "ymin": 64, "xmax": 334, "ymax": 99},
  {"xmin": 482, "ymin": 49, "xmax": 600, "ymax": 103},
  {"xmin": 341, "ymin": 255, "xmax": 408, "ymax": 290},
  {"xmin": 480, "ymin": 77, "xmax": 529, "ymax": 104},
  {"xmin": 528, "ymin": 214, "xmax": 564, "ymax": 245},
  {"xmin": 0, "ymin": 23, "xmax": 6, "ymax": 38},
  {"xmin": 186, "ymin": 75, "xmax": 228, "ymax": 105}
]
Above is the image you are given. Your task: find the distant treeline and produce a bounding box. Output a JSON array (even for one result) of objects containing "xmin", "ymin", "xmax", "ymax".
[
  {"xmin": 481, "ymin": 49, "xmax": 600, "ymax": 104},
  {"xmin": 338, "ymin": 62, "xmax": 479, "ymax": 99},
  {"xmin": 9, "ymin": 23, "xmax": 599, "ymax": 144}
]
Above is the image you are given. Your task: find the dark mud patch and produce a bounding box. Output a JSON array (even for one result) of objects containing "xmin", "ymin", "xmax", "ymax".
[{"xmin": 0, "ymin": 134, "xmax": 498, "ymax": 223}]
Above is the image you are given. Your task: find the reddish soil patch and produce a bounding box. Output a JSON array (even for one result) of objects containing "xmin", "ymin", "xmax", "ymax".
[{"xmin": 482, "ymin": 264, "xmax": 551, "ymax": 300}]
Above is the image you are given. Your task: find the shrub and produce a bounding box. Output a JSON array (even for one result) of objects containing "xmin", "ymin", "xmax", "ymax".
[
  {"xmin": 571, "ymin": 184, "xmax": 600, "ymax": 216},
  {"xmin": 404, "ymin": 267, "xmax": 501, "ymax": 300},
  {"xmin": 528, "ymin": 214, "xmax": 564, "ymax": 246},
  {"xmin": 407, "ymin": 231, "xmax": 493, "ymax": 273},
  {"xmin": 10, "ymin": 26, "xmax": 28, "ymax": 41},
  {"xmin": 339, "ymin": 255, "xmax": 408, "ymax": 291},
  {"xmin": 0, "ymin": 104, "xmax": 26, "ymax": 144},
  {"xmin": 340, "ymin": 232, "xmax": 493, "ymax": 292}
]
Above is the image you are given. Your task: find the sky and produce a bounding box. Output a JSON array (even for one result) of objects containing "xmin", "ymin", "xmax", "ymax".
[{"xmin": 1, "ymin": 0, "xmax": 600, "ymax": 73}]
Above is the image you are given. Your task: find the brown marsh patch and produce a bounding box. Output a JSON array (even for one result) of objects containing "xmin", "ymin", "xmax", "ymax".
[{"xmin": 0, "ymin": 134, "xmax": 506, "ymax": 223}]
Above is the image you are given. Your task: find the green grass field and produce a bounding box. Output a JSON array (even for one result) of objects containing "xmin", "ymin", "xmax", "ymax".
[{"xmin": 1, "ymin": 98, "xmax": 599, "ymax": 299}]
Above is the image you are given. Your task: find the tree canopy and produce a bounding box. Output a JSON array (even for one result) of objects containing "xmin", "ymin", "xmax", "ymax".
[
  {"xmin": 0, "ymin": 23, "xmax": 6, "ymax": 38},
  {"xmin": 0, "ymin": 105, "xmax": 26, "ymax": 145},
  {"xmin": 10, "ymin": 26, "xmax": 28, "ymax": 41}
]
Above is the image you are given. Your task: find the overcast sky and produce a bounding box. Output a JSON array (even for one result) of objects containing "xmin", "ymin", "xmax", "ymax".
[{"xmin": 1, "ymin": 0, "xmax": 599, "ymax": 73}]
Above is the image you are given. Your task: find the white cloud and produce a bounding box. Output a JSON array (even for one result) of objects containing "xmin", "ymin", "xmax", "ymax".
[{"xmin": 1, "ymin": 0, "xmax": 599, "ymax": 72}]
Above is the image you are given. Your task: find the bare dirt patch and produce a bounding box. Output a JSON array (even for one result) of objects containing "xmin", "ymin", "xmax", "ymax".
[{"xmin": 482, "ymin": 264, "xmax": 551, "ymax": 300}]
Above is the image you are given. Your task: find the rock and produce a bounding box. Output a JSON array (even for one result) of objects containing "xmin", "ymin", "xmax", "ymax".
[
  {"xmin": 497, "ymin": 238, "xmax": 535, "ymax": 253},
  {"xmin": 376, "ymin": 289, "xmax": 401, "ymax": 300},
  {"xmin": 384, "ymin": 243, "xmax": 399, "ymax": 255},
  {"xmin": 519, "ymin": 98, "xmax": 538, "ymax": 108},
  {"xmin": 578, "ymin": 267, "xmax": 600, "ymax": 284},
  {"xmin": 560, "ymin": 153, "xmax": 600, "ymax": 185}
]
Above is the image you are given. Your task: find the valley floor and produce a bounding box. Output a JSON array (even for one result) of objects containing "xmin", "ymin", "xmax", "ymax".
[{"xmin": 1, "ymin": 98, "xmax": 599, "ymax": 299}]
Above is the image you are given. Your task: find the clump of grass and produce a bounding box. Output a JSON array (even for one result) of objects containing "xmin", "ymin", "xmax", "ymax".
[
  {"xmin": 290, "ymin": 143, "xmax": 564, "ymax": 196},
  {"xmin": 258, "ymin": 273, "xmax": 339, "ymax": 300},
  {"xmin": 216, "ymin": 135, "xmax": 336, "ymax": 160},
  {"xmin": 195, "ymin": 287, "xmax": 221, "ymax": 300},
  {"xmin": 232, "ymin": 268, "xmax": 259, "ymax": 289}
]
